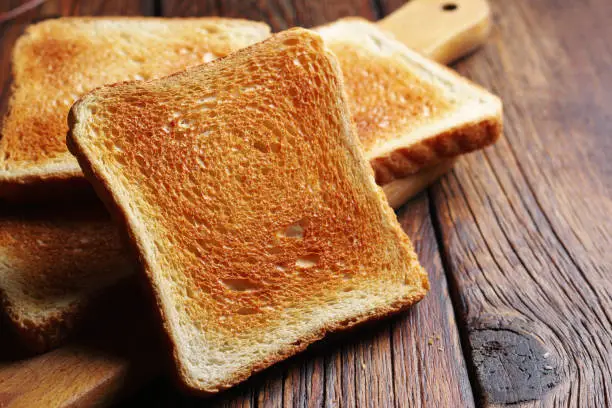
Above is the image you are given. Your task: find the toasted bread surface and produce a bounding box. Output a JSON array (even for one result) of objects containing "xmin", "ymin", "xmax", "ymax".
[
  {"xmin": 68, "ymin": 28, "xmax": 428, "ymax": 393},
  {"xmin": 0, "ymin": 17, "xmax": 270, "ymax": 198},
  {"xmin": 317, "ymin": 18, "xmax": 502, "ymax": 184},
  {"xmin": 0, "ymin": 204, "xmax": 132, "ymax": 353}
]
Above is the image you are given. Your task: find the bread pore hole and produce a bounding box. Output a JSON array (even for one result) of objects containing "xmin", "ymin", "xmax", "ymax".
[
  {"xmin": 296, "ymin": 254, "xmax": 319, "ymax": 269},
  {"xmin": 186, "ymin": 286, "xmax": 197, "ymax": 298},
  {"xmin": 283, "ymin": 37, "xmax": 299, "ymax": 46},
  {"xmin": 202, "ymin": 52, "xmax": 216, "ymax": 63},
  {"xmin": 270, "ymin": 142, "xmax": 281, "ymax": 153},
  {"xmin": 267, "ymin": 246, "xmax": 282, "ymax": 255},
  {"xmin": 236, "ymin": 307, "xmax": 258, "ymax": 315},
  {"xmin": 196, "ymin": 96, "xmax": 217, "ymax": 112},
  {"xmin": 278, "ymin": 222, "xmax": 304, "ymax": 239},
  {"xmin": 135, "ymin": 154, "xmax": 148, "ymax": 169},
  {"xmin": 178, "ymin": 119, "xmax": 192, "ymax": 129},
  {"xmin": 220, "ymin": 278, "xmax": 261, "ymax": 292},
  {"xmin": 128, "ymin": 55, "xmax": 146, "ymax": 64},
  {"xmin": 297, "ymin": 54, "xmax": 309, "ymax": 67},
  {"xmin": 253, "ymin": 140, "xmax": 269, "ymax": 153}
]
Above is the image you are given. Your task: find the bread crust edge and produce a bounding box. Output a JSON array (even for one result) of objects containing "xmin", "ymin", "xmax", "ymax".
[
  {"xmin": 372, "ymin": 113, "xmax": 502, "ymax": 185},
  {"xmin": 0, "ymin": 288, "xmax": 83, "ymax": 354}
]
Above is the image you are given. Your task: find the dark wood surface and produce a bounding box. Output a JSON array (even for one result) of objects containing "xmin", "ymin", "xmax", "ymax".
[
  {"xmin": 0, "ymin": 0, "xmax": 610, "ymax": 407},
  {"xmin": 431, "ymin": 0, "xmax": 612, "ymax": 406}
]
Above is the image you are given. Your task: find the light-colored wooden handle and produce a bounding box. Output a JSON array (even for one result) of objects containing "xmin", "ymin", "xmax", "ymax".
[
  {"xmin": 0, "ymin": 346, "xmax": 133, "ymax": 408},
  {"xmin": 378, "ymin": 0, "xmax": 491, "ymax": 65},
  {"xmin": 383, "ymin": 160, "xmax": 457, "ymax": 209}
]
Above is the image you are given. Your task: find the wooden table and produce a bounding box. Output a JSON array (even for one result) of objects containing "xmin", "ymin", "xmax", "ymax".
[{"xmin": 1, "ymin": 0, "xmax": 610, "ymax": 406}]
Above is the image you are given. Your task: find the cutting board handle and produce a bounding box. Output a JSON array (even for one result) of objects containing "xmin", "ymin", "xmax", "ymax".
[{"xmin": 378, "ymin": 0, "xmax": 491, "ymax": 64}]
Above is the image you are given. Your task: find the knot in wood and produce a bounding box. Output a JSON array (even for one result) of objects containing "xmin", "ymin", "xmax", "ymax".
[{"xmin": 470, "ymin": 328, "xmax": 560, "ymax": 404}]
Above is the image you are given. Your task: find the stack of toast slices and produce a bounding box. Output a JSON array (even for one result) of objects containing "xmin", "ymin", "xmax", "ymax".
[{"xmin": 0, "ymin": 17, "xmax": 502, "ymax": 394}]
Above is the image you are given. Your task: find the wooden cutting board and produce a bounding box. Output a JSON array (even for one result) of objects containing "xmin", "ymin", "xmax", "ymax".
[{"xmin": 0, "ymin": 1, "xmax": 491, "ymax": 406}]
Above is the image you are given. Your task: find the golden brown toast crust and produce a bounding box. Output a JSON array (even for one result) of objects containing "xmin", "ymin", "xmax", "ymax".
[
  {"xmin": 0, "ymin": 17, "xmax": 270, "ymax": 199},
  {"xmin": 0, "ymin": 205, "xmax": 132, "ymax": 353},
  {"xmin": 68, "ymin": 28, "xmax": 428, "ymax": 394},
  {"xmin": 372, "ymin": 118, "xmax": 502, "ymax": 184}
]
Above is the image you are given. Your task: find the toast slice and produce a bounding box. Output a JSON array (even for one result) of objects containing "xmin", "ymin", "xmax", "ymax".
[
  {"xmin": 68, "ymin": 28, "xmax": 429, "ymax": 394},
  {"xmin": 316, "ymin": 18, "xmax": 502, "ymax": 184},
  {"xmin": 0, "ymin": 17, "xmax": 270, "ymax": 200},
  {"xmin": 0, "ymin": 204, "xmax": 132, "ymax": 353}
]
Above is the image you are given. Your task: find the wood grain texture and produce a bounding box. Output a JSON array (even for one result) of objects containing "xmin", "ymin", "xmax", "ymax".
[
  {"xmin": 430, "ymin": 0, "xmax": 612, "ymax": 405},
  {"xmin": 162, "ymin": 0, "xmax": 378, "ymax": 30},
  {"xmin": 378, "ymin": 0, "xmax": 491, "ymax": 65},
  {"xmin": 119, "ymin": 194, "xmax": 474, "ymax": 407}
]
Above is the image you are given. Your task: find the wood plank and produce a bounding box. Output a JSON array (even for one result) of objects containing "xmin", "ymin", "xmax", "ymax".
[
  {"xmin": 430, "ymin": 0, "xmax": 612, "ymax": 405},
  {"xmin": 394, "ymin": 195, "xmax": 475, "ymax": 407}
]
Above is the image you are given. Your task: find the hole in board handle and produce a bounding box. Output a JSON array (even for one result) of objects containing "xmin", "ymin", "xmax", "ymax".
[{"xmin": 442, "ymin": 3, "xmax": 458, "ymax": 11}]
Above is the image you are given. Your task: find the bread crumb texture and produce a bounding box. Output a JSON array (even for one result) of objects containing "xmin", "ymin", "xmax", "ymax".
[
  {"xmin": 317, "ymin": 19, "xmax": 502, "ymax": 184},
  {"xmin": 0, "ymin": 206, "xmax": 131, "ymax": 351},
  {"xmin": 0, "ymin": 18, "xmax": 270, "ymax": 174},
  {"xmin": 317, "ymin": 19, "xmax": 456, "ymax": 151},
  {"xmin": 69, "ymin": 28, "xmax": 428, "ymax": 392}
]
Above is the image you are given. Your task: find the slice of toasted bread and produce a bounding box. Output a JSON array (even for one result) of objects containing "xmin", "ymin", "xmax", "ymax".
[
  {"xmin": 0, "ymin": 204, "xmax": 132, "ymax": 353},
  {"xmin": 68, "ymin": 28, "xmax": 429, "ymax": 394},
  {"xmin": 0, "ymin": 17, "xmax": 270, "ymax": 200},
  {"xmin": 316, "ymin": 18, "xmax": 502, "ymax": 184}
]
